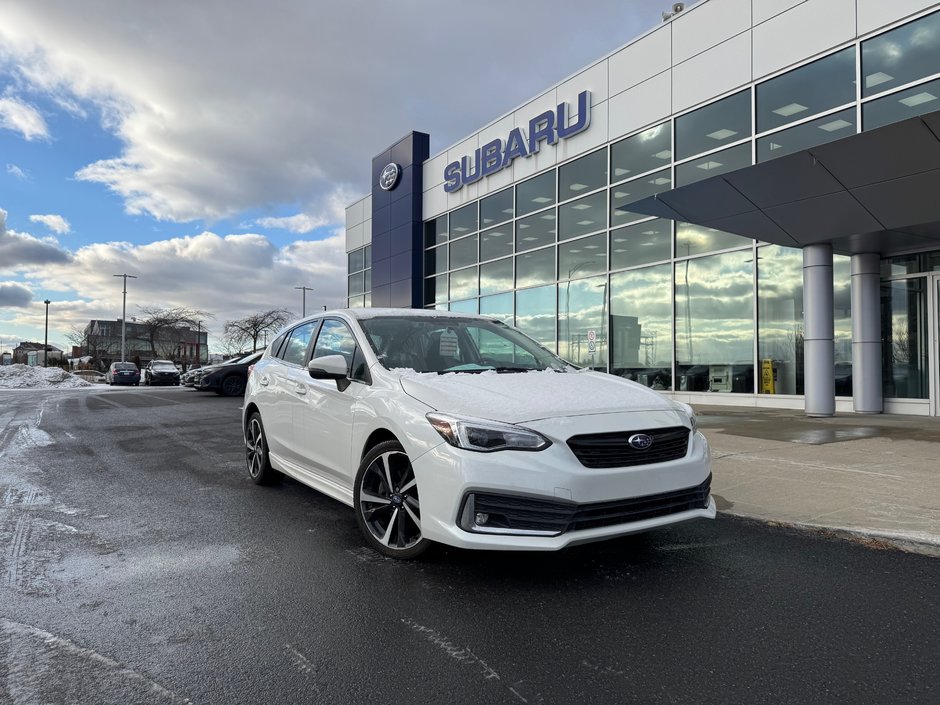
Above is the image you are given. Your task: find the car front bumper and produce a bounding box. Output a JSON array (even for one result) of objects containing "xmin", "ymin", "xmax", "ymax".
[{"xmin": 149, "ymin": 376, "xmax": 179, "ymax": 385}]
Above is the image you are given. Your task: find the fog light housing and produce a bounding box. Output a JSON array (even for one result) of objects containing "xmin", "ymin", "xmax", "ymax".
[{"xmin": 474, "ymin": 512, "xmax": 489, "ymax": 525}]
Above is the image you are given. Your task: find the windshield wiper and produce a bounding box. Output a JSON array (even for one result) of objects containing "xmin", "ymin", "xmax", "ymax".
[{"xmin": 491, "ymin": 366, "xmax": 536, "ymax": 373}]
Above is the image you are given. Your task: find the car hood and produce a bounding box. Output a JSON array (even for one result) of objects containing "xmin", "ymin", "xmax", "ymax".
[{"xmin": 398, "ymin": 369, "xmax": 678, "ymax": 423}]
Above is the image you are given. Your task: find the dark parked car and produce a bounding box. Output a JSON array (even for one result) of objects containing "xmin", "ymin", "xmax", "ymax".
[
  {"xmin": 144, "ymin": 359, "xmax": 181, "ymax": 386},
  {"xmin": 197, "ymin": 351, "xmax": 262, "ymax": 396},
  {"xmin": 105, "ymin": 361, "xmax": 140, "ymax": 386}
]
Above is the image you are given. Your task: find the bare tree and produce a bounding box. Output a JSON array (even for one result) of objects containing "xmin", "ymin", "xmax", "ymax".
[
  {"xmin": 138, "ymin": 306, "xmax": 213, "ymax": 361},
  {"xmin": 223, "ymin": 309, "xmax": 293, "ymax": 352}
]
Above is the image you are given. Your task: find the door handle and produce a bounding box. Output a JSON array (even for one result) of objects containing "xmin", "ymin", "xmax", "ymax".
[{"xmin": 295, "ymin": 384, "xmax": 307, "ymax": 395}]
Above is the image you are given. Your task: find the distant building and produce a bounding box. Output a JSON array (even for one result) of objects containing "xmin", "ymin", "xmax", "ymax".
[
  {"xmin": 12, "ymin": 342, "xmax": 62, "ymax": 365},
  {"xmin": 82, "ymin": 319, "xmax": 208, "ymax": 368}
]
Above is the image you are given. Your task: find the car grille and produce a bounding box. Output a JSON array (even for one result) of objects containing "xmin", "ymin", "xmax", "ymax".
[
  {"xmin": 467, "ymin": 475, "xmax": 711, "ymax": 534},
  {"xmin": 566, "ymin": 426, "xmax": 690, "ymax": 468}
]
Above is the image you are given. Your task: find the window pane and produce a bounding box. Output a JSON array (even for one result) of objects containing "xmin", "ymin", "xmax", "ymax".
[
  {"xmin": 559, "ymin": 148, "xmax": 607, "ymax": 201},
  {"xmin": 516, "ymin": 247, "xmax": 555, "ymax": 289},
  {"xmin": 348, "ymin": 272, "xmax": 364, "ymax": 296},
  {"xmin": 675, "ymin": 250, "xmax": 754, "ymax": 392},
  {"xmin": 515, "ymin": 209, "xmax": 556, "ymax": 251},
  {"xmin": 676, "ymin": 222, "xmax": 751, "ymax": 256},
  {"xmin": 757, "ymin": 108, "xmax": 856, "ymax": 162},
  {"xmin": 348, "ymin": 248, "xmax": 364, "ymax": 273},
  {"xmin": 363, "ymin": 292, "xmax": 371, "ymax": 308},
  {"xmin": 515, "ymin": 284, "xmax": 556, "ymax": 351},
  {"xmin": 424, "ymin": 244, "xmax": 447, "ymax": 276},
  {"xmin": 611, "ymin": 219, "xmax": 671, "ymax": 270},
  {"xmin": 862, "ymin": 10, "xmax": 940, "ymax": 98},
  {"xmin": 481, "ymin": 188, "xmax": 514, "ymax": 228},
  {"xmin": 480, "ymin": 224, "xmax": 513, "ymax": 261},
  {"xmin": 610, "ymin": 264, "xmax": 673, "ymax": 389},
  {"xmin": 425, "ymin": 274, "xmax": 447, "ymax": 306},
  {"xmin": 757, "ymin": 47, "xmax": 856, "ymax": 132},
  {"xmin": 610, "ymin": 168, "xmax": 671, "ymax": 228},
  {"xmin": 348, "ymin": 295, "xmax": 365, "ymax": 308},
  {"xmin": 449, "ymin": 234, "xmax": 478, "ymax": 269},
  {"xmin": 312, "ymin": 320, "xmax": 357, "ymax": 374},
  {"xmin": 480, "ymin": 292, "xmax": 513, "ymax": 324},
  {"xmin": 611, "ymin": 122, "xmax": 672, "ymax": 183},
  {"xmin": 449, "ymin": 299, "xmax": 478, "ymax": 314},
  {"xmin": 282, "ymin": 322, "xmax": 317, "ymax": 366},
  {"xmin": 864, "ymin": 76, "xmax": 940, "ymax": 131},
  {"xmin": 424, "ymin": 215, "xmax": 448, "ymax": 247},
  {"xmin": 364, "ymin": 245, "xmax": 371, "ymax": 270},
  {"xmin": 449, "ymin": 203, "xmax": 478, "ymax": 237},
  {"xmin": 834, "ymin": 255, "xmax": 853, "ymax": 397},
  {"xmin": 559, "ymin": 275, "xmax": 607, "ymax": 371},
  {"xmin": 480, "ymin": 257, "xmax": 513, "ymax": 296},
  {"xmin": 676, "ymin": 143, "xmax": 752, "ymax": 186},
  {"xmin": 364, "ymin": 268, "xmax": 371, "ymax": 292},
  {"xmin": 559, "ymin": 233, "xmax": 607, "ymax": 281},
  {"xmin": 516, "ymin": 171, "xmax": 556, "ymax": 216},
  {"xmin": 449, "ymin": 266, "xmax": 478, "ymax": 301},
  {"xmin": 757, "ymin": 245, "xmax": 803, "ymax": 395},
  {"xmin": 558, "ymin": 191, "xmax": 607, "ymax": 241},
  {"xmin": 881, "ymin": 279, "xmax": 929, "ymax": 399},
  {"xmin": 676, "ymin": 89, "xmax": 751, "ymax": 160},
  {"xmin": 880, "ymin": 251, "xmax": 940, "ymax": 276}
]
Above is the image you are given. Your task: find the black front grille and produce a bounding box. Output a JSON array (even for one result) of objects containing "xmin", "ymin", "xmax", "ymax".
[
  {"xmin": 467, "ymin": 474, "xmax": 711, "ymax": 535},
  {"xmin": 567, "ymin": 426, "xmax": 690, "ymax": 468}
]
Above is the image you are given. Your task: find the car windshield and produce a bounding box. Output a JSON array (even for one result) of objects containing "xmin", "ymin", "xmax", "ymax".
[
  {"xmin": 152, "ymin": 362, "xmax": 176, "ymax": 370},
  {"xmin": 358, "ymin": 315, "xmax": 571, "ymax": 374}
]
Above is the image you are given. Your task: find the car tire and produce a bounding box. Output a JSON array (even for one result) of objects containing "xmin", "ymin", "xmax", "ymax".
[
  {"xmin": 245, "ymin": 412, "xmax": 281, "ymax": 485},
  {"xmin": 220, "ymin": 375, "xmax": 246, "ymax": 396},
  {"xmin": 354, "ymin": 440, "xmax": 429, "ymax": 560}
]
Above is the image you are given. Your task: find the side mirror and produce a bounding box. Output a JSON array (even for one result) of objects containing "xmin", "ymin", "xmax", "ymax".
[{"xmin": 307, "ymin": 354, "xmax": 350, "ymax": 391}]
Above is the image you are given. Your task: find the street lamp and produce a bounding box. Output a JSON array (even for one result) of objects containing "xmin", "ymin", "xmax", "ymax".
[
  {"xmin": 295, "ymin": 286, "xmax": 314, "ymax": 317},
  {"xmin": 43, "ymin": 299, "xmax": 51, "ymax": 367},
  {"xmin": 113, "ymin": 273, "xmax": 138, "ymax": 362}
]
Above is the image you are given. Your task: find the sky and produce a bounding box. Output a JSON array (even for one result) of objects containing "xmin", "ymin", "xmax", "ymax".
[{"xmin": 0, "ymin": 0, "xmax": 664, "ymax": 355}]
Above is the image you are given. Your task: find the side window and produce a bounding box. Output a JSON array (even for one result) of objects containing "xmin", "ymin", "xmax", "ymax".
[
  {"xmin": 350, "ymin": 346, "xmax": 371, "ymax": 384},
  {"xmin": 311, "ymin": 320, "xmax": 358, "ymax": 375},
  {"xmin": 269, "ymin": 332, "xmax": 289, "ymax": 359},
  {"xmin": 281, "ymin": 321, "xmax": 318, "ymax": 366}
]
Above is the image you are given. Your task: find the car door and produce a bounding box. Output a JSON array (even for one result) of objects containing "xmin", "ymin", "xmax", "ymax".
[{"xmin": 291, "ymin": 318, "xmax": 368, "ymax": 488}]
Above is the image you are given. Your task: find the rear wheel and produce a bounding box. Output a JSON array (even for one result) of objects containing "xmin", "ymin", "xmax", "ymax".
[
  {"xmin": 245, "ymin": 412, "xmax": 281, "ymax": 485},
  {"xmin": 220, "ymin": 375, "xmax": 246, "ymax": 396}
]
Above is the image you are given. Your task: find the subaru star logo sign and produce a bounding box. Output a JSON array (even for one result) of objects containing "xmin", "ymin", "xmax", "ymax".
[
  {"xmin": 379, "ymin": 162, "xmax": 401, "ymax": 191},
  {"xmin": 628, "ymin": 433, "xmax": 653, "ymax": 450}
]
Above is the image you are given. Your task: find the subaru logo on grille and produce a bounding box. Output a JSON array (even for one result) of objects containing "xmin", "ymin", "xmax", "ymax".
[
  {"xmin": 628, "ymin": 433, "xmax": 653, "ymax": 450},
  {"xmin": 379, "ymin": 162, "xmax": 401, "ymax": 191}
]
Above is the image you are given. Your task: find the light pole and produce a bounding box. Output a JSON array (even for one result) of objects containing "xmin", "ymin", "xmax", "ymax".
[
  {"xmin": 294, "ymin": 286, "xmax": 314, "ymax": 317},
  {"xmin": 43, "ymin": 299, "xmax": 51, "ymax": 367},
  {"xmin": 113, "ymin": 273, "xmax": 138, "ymax": 362}
]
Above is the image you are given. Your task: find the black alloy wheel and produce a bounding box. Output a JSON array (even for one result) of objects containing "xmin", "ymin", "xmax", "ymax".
[
  {"xmin": 245, "ymin": 412, "xmax": 281, "ymax": 485},
  {"xmin": 220, "ymin": 375, "xmax": 246, "ymax": 396}
]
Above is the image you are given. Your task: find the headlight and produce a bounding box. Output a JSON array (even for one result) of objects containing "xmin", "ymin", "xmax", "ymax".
[
  {"xmin": 426, "ymin": 413, "xmax": 551, "ymax": 453},
  {"xmin": 672, "ymin": 401, "xmax": 697, "ymax": 432}
]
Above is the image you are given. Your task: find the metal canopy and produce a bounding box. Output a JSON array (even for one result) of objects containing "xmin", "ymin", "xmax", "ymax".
[{"xmin": 626, "ymin": 110, "xmax": 940, "ymax": 256}]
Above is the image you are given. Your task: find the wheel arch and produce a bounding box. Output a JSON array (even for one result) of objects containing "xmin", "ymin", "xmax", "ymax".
[
  {"xmin": 360, "ymin": 428, "xmax": 400, "ymax": 460},
  {"xmin": 243, "ymin": 401, "xmax": 261, "ymax": 432}
]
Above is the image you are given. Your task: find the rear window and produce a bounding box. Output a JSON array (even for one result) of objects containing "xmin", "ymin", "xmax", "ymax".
[{"xmin": 113, "ymin": 363, "xmax": 137, "ymax": 370}]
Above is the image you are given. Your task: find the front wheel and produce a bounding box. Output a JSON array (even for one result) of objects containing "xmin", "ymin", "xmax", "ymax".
[
  {"xmin": 354, "ymin": 440, "xmax": 429, "ymax": 559},
  {"xmin": 245, "ymin": 412, "xmax": 281, "ymax": 485}
]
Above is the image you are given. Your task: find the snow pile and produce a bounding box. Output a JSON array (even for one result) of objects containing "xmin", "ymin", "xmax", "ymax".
[{"xmin": 0, "ymin": 364, "xmax": 92, "ymax": 389}]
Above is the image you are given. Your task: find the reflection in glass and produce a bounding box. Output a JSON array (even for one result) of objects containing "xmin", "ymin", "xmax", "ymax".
[
  {"xmin": 610, "ymin": 168, "xmax": 671, "ymax": 228},
  {"xmin": 880, "ymin": 251, "xmax": 940, "ymax": 277},
  {"xmin": 425, "ymin": 274, "xmax": 447, "ymax": 306},
  {"xmin": 833, "ymin": 255, "xmax": 853, "ymax": 397},
  {"xmin": 862, "ymin": 10, "xmax": 940, "ymax": 98},
  {"xmin": 348, "ymin": 248, "xmax": 365, "ymax": 273},
  {"xmin": 449, "ymin": 203, "xmax": 478, "ymax": 236},
  {"xmin": 676, "ymin": 222, "xmax": 751, "ymax": 256},
  {"xmin": 864, "ymin": 76, "xmax": 940, "ymax": 131},
  {"xmin": 348, "ymin": 295, "xmax": 365, "ymax": 308},
  {"xmin": 480, "ymin": 292, "xmax": 513, "ymax": 324},
  {"xmin": 516, "ymin": 248, "xmax": 555, "ymax": 289},
  {"xmin": 481, "ymin": 224, "xmax": 513, "ymax": 261},
  {"xmin": 364, "ymin": 245, "xmax": 371, "ymax": 270},
  {"xmin": 480, "ymin": 258, "xmax": 513, "ymax": 296},
  {"xmin": 363, "ymin": 292, "xmax": 371, "ymax": 308},
  {"xmin": 610, "ymin": 264, "xmax": 672, "ymax": 389},
  {"xmin": 449, "ymin": 234, "xmax": 478, "ymax": 269},
  {"xmin": 676, "ymin": 143, "xmax": 752, "ymax": 186},
  {"xmin": 611, "ymin": 122, "xmax": 672, "ymax": 183},
  {"xmin": 424, "ymin": 244, "xmax": 447, "ymax": 276},
  {"xmin": 881, "ymin": 279, "xmax": 929, "ymax": 399},
  {"xmin": 515, "ymin": 284, "xmax": 557, "ymax": 351},
  {"xmin": 364, "ymin": 268, "xmax": 371, "ymax": 293},
  {"xmin": 611, "ymin": 219, "xmax": 672, "ymax": 270},
  {"xmin": 449, "ymin": 266, "xmax": 478, "ymax": 301},
  {"xmin": 424, "ymin": 215, "xmax": 448, "ymax": 247},
  {"xmin": 558, "ymin": 275, "xmax": 607, "ymax": 371},
  {"xmin": 481, "ymin": 188, "xmax": 514, "ymax": 227},
  {"xmin": 516, "ymin": 210, "xmax": 556, "ymax": 251},
  {"xmin": 558, "ymin": 191, "xmax": 606, "ymax": 241},
  {"xmin": 449, "ymin": 299, "xmax": 478, "ymax": 314},
  {"xmin": 676, "ymin": 89, "xmax": 751, "ymax": 160},
  {"xmin": 559, "ymin": 233, "xmax": 606, "ymax": 281},
  {"xmin": 559, "ymin": 148, "xmax": 607, "ymax": 202},
  {"xmin": 348, "ymin": 272, "xmax": 364, "ymax": 296},
  {"xmin": 757, "ymin": 108, "xmax": 856, "ymax": 162},
  {"xmin": 757, "ymin": 47, "xmax": 856, "ymax": 132},
  {"xmin": 516, "ymin": 171, "xmax": 556, "ymax": 216},
  {"xmin": 757, "ymin": 245, "xmax": 803, "ymax": 395},
  {"xmin": 675, "ymin": 250, "xmax": 754, "ymax": 392}
]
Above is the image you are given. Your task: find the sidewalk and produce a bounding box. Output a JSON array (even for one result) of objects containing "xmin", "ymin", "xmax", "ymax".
[{"xmin": 696, "ymin": 405, "xmax": 940, "ymax": 556}]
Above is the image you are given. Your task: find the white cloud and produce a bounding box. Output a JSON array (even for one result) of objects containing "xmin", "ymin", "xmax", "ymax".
[
  {"xmin": 6, "ymin": 163, "xmax": 28, "ymax": 180},
  {"xmin": 0, "ymin": 96, "xmax": 49, "ymax": 140},
  {"xmin": 29, "ymin": 213, "xmax": 71, "ymax": 234},
  {"xmin": 0, "ymin": 280, "xmax": 32, "ymax": 307},
  {"xmin": 254, "ymin": 213, "xmax": 329, "ymax": 234},
  {"xmin": 0, "ymin": 207, "xmax": 72, "ymax": 272}
]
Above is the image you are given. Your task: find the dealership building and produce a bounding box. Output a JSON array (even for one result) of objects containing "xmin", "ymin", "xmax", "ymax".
[{"xmin": 345, "ymin": 0, "xmax": 940, "ymax": 417}]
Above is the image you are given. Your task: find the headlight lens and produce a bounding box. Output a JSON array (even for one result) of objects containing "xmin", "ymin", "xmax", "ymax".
[
  {"xmin": 426, "ymin": 413, "xmax": 551, "ymax": 453},
  {"xmin": 673, "ymin": 401, "xmax": 697, "ymax": 432}
]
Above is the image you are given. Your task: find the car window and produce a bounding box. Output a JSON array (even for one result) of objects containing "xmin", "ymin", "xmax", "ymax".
[
  {"xmin": 311, "ymin": 320, "xmax": 357, "ymax": 375},
  {"xmin": 281, "ymin": 321, "xmax": 318, "ymax": 366},
  {"xmin": 269, "ymin": 332, "xmax": 289, "ymax": 359}
]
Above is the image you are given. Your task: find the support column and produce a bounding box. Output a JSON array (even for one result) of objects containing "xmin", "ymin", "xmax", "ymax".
[
  {"xmin": 803, "ymin": 244, "xmax": 835, "ymax": 417},
  {"xmin": 851, "ymin": 253, "xmax": 883, "ymax": 413}
]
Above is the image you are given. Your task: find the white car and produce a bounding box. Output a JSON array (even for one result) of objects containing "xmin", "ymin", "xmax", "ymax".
[{"xmin": 243, "ymin": 309, "xmax": 714, "ymax": 559}]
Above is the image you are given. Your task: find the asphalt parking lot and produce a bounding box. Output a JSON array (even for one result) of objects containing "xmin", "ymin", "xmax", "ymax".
[{"xmin": 1, "ymin": 386, "xmax": 938, "ymax": 704}]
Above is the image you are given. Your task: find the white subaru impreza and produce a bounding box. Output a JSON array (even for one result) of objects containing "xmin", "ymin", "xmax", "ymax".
[{"xmin": 243, "ymin": 309, "xmax": 714, "ymax": 559}]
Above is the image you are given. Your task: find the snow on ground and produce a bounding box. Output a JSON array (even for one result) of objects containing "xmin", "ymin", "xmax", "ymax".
[{"xmin": 0, "ymin": 364, "xmax": 92, "ymax": 389}]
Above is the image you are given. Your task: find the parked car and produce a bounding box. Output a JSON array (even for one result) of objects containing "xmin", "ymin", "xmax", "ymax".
[
  {"xmin": 105, "ymin": 361, "xmax": 140, "ymax": 386},
  {"xmin": 243, "ymin": 309, "xmax": 713, "ymax": 559},
  {"xmin": 198, "ymin": 351, "xmax": 262, "ymax": 396},
  {"xmin": 143, "ymin": 359, "xmax": 181, "ymax": 386}
]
